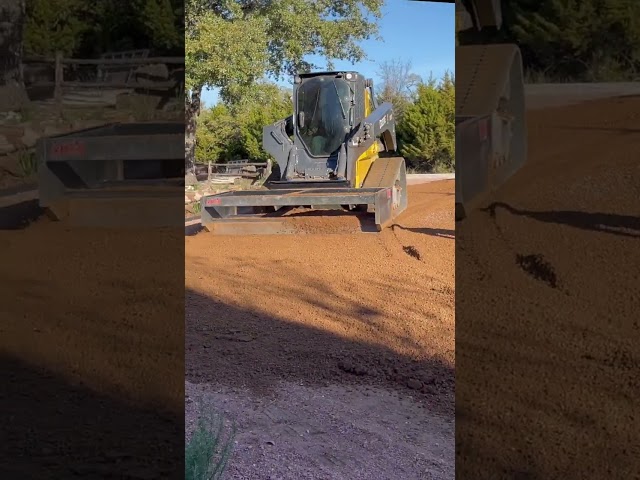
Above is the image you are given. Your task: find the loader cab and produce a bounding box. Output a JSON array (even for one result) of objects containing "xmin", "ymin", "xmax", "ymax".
[
  {"xmin": 294, "ymin": 71, "xmax": 366, "ymax": 161},
  {"xmin": 262, "ymin": 71, "xmax": 378, "ymax": 184}
]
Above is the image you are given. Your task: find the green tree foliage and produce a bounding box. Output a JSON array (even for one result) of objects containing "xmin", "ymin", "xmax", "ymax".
[
  {"xmin": 460, "ymin": 0, "xmax": 640, "ymax": 81},
  {"xmin": 23, "ymin": 0, "xmax": 184, "ymax": 57},
  {"xmin": 184, "ymin": 0, "xmax": 384, "ymax": 170},
  {"xmin": 196, "ymin": 74, "xmax": 455, "ymax": 174},
  {"xmin": 24, "ymin": 0, "xmax": 92, "ymax": 57},
  {"xmin": 138, "ymin": 0, "xmax": 183, "ymax": 50},
  {"xmin": 186, "ymin": 0, "xmax": 383, "ymax": 101},
  {"xmin": 0, "ymin": 0, "xmax": 28, "ymax": 111},
  {"xmin": 196, "ymin": 83, "xmax": 292, "ymax": 163},
  {"xmin": 398, "ymin": 72, "xmax": 455, "ymax": 173},
  {"xmin": 185, "ymin": 2, "xmax": 269, "ymax": 105}
]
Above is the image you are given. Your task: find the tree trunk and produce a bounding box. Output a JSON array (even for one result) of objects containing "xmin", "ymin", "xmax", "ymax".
[
  {"xmin": 0, "ymin": 0, "xmax": 28, "ymax": 112},
  {"xmin": 185, "ymin": 86, "xmax": 202, "ymax": 175}
]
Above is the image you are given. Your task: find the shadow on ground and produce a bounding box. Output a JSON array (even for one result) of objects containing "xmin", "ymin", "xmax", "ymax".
[
  {"xmin": 392, "ymin": 224, "xmax": 455, "ymax": 239},
  {"xmin": 483, "ymin": 202, "xmax": 640, "ymax": 238},
  {"xmin": 1, "ymin": 353, "xmax": 183, "ymax": 478},
  {"xmin": 0, "ymin": 200, "xmax": 45, "ymax": 230},
  {"xmin": 1, "ymin": 213, "xmax": 185, "ymax": 476},
  {"xmin": 185, "ymin": 288, "xmax": 455, "ymax": 417}
]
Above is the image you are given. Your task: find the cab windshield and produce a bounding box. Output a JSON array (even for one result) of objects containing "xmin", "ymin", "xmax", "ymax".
[{"xmin": 297, "ymin": 77, "xmax": 352, "ymax": 156}]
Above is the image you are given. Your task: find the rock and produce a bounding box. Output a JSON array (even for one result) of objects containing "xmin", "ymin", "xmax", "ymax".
[
  {"xmin": 185, "ymin": 195, "xmax": 190, "ymax": 204},
  {"xmin": 135, "ymin": 63, "xmax": 170, "ymax": 86},
  {"xmin": 194, "ymin": 192, "xmax": 202, "ymax": 201},
  {"xmin": 354, "ymin": 365, "xmax": 367, "ymax": 376},
  {"xmin": 162, "ymin": 100, "xmax": 181, "ymax": 112},
  {"xmin": 407, "ymin": 378, "xmax": 423, "ymax": 390},
  {"xmin": 0, "ymin": 84, "xmax": 29, "ymax": 112},
  {"xmin": 338, "ymin": 360, "xmax": 367, "ymax": 376},
  {"xmin": 0, "ymin": 134, "xmax": 16, "ymax": 154},
  {"xmin": 21, "ymin": 125, "xmax": 40, "ymax": 148},
  {"xmin": 338, "ymin": 360, "xmax": 354, "ymax": 373},
  {"xmin": 185, "ymin": 172, "xmax": 198, "ymax": 186},
  {"xmin": 423, "ymin": 376, "xmax": 436, "ymax": 385}
]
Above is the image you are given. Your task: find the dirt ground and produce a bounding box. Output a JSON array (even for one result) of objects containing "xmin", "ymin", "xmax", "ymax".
[
  {"xmin": 0, "ymin": 217, "xmax": 184, "ymax": 477},
  {"xmin": 185, "ymin": 180, "xmax": 455, "ymax": 479},
  {"xmin": 456, "ymin": 96, "xmax": 640, "ymax": 479}
]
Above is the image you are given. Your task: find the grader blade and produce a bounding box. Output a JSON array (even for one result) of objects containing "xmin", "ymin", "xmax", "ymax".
[
  {"xmin": 199, "ymin": 157, "xmax": 408, "ymax": 235},
  {"xmin": 37, "ymin": 122, "xmax": 184, "ymax": 228}
]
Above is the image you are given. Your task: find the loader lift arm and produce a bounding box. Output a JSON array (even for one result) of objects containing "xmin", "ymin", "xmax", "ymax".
[{"xmin": 347, "ymin": 101, "xmax": 397, "ymax": 162}]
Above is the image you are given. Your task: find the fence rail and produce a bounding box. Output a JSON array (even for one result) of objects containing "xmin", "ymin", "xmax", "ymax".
[{"xmin": 23, "ymin": 51, "xmax": 185, "ymax": 108}]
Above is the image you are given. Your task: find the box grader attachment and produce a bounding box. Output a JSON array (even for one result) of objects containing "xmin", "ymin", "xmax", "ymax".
[
  {"xmin": 454, "ymin": 0, "xmax": 527, "ymax": 220},
  {"xmin": 413, "ymin": 0, "xmax": 528, "ymax": 220},
  {"xmin": 37, "ymin": 122, "xmax": 184, "ymax": 227},
  {"xmin": 200, "ymin": 71, "xmax": 408, "ymax": 235}
]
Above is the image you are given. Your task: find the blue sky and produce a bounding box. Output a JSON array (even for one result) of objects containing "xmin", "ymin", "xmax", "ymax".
[{"xmin": 201, "ymin": 0, "xmax": 455, "ymax": 106}]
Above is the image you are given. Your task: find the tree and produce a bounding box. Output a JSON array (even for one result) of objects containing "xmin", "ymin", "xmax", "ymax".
[
  {"xmin": 509, "ymin": 0, "xmax": 640, "ymax": 80},
  {"xmin": 459, "ymin": 0, "xmax": 640, "ymax": 81},
  {"xmin": 24, "ymin": 0, "xmax": 92, "ymax": 57},
  {"xmin": 231, "ymin": 83, "xmax": 292, "ymax": 161},
  {"xmin": 185, "ymin": 0, "xmax": 383, "ymax": 172},
  {"xmin": 376, "ymin": 59, "xmax": 422, "ymax": 121},
  {"xmin": 0, "ymin": 0, "xmax": 28, "ymax": 112},
  {"xmin": 398, "ymin": 72, "xmax": 455, "ymax": 173},
  {"xmin": 195, "ymin": 103, "xmax": 242, "ymax": 163},
  {"xmin": 137, "ymin": 0, "xmax": 184, "ymax": 52},
  {"xmin": 185, "ymin": 1, "xmax": 268, "ymax": 173},
  {"xmin": 195, "ymin": 82, "xmax": 292, "ymax": 163}
]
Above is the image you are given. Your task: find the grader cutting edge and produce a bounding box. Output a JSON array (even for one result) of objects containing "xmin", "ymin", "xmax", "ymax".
[
  {"xmin": 416, "ymin": 0, "xmax": 528, "ymax": 220},
  {"xmin": 200, "ymin": 71, "xmax": 408, "ymax": 235}
]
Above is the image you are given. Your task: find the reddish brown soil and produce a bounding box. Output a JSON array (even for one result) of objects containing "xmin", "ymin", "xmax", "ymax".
[
  {"xmin": 185, "ymin": 180, "xmax": 456, "ymax": 413},
  {"xmin": 457, "ymin": 97, "xmax": 640, "ymax": 479},
  {"xmin": 1, "ymin": 221, "xmax": 184, "ymax": 477}
]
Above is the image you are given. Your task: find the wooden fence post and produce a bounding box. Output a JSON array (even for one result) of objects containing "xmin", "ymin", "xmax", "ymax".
[
  {"xmin": 208, "ymin": 160, "xmax": 212, "ymax": 180},
  {"xmin": 54, "ymin": 51, "xmax": 63, "ymax": 112}
]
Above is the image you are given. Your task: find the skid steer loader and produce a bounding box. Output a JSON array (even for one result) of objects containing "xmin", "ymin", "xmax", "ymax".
[
  {"xmin": 415, "ymin": 0, "xmax": 527, "ymax": 220},
  {"xmin": 200, "ymin": 71, "xmax": 408, "ymax": 235}
]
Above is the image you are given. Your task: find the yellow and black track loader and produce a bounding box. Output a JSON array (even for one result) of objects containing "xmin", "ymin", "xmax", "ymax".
[{"xmin": 200, "ymin": 71, "xmax": 408, "ymax": 234}]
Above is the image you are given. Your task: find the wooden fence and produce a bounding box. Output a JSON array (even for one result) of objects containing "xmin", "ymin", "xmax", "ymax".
[{"xmin": 24, "ymin": 52, "xmax": 184, "ymax": 107}]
